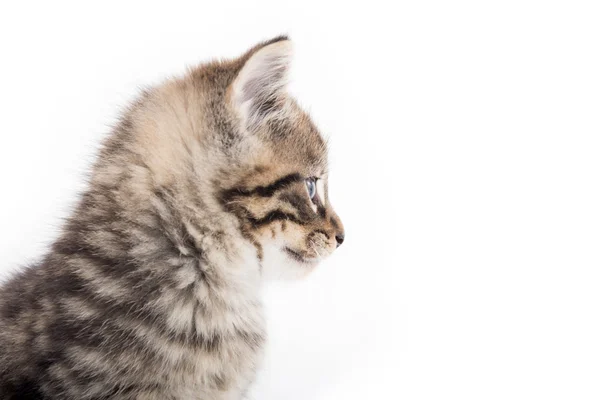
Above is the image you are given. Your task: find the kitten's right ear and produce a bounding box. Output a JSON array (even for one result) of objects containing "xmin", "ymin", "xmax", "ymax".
[{"xmin": 230, "ymin": 37, "xmax": 292, "ymax": 129}]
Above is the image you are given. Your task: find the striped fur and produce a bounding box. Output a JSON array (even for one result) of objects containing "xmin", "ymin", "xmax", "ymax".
[{"xmin": 0, "ymin": 36, "xmax": 344, "ymax": 399}]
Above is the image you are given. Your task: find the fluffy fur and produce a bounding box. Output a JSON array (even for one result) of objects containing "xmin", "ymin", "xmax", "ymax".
[{"xmin": 0, "ymin": 36, "xmax": 344, "ymax": 399}]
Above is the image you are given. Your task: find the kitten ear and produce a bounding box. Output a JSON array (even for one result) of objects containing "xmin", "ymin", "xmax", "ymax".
[{"xmin": 231, "ymin": 37, "xmax": 292, "ymax": 128}]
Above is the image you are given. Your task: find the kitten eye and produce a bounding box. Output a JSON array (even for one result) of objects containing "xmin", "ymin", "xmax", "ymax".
[{"xmin": 306, "ymin": 178, "xmax": 317, "ymax": 200}]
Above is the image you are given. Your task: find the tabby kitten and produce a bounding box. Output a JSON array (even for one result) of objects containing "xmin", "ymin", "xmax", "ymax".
[{"xmin": 0, "ymin": 36, "xmax": 344, "ymax": 399}]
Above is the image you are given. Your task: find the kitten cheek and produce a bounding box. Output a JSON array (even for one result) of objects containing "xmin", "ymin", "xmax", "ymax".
[
  {"xmin": 273, "ymin": 220, "xmax": 302, "ymax": 241},
  {"xmin": 264, "ymin": 224, "xmax": 307, "ymax": 252}
]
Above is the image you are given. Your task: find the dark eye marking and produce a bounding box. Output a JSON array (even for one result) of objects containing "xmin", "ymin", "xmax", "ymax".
[
  {"xmin": 221, "ymin": 173, "xmax": 303, "ymax": 200},
  {"xmin": 278, "ymin": 192, "xmax": 315, "ymax": 220},
  {"xmin": 317, "ymin": 204, "xmax": 327, "ymax": 219}
]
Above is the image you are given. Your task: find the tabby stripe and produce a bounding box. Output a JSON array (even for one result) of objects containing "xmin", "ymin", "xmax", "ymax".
[
  {"xmin": 248, "ymin": 209, "xmax": 304, "ymax": 228},
  {"xmin": 46, "ymin": 256, "xmax": 222, "ymax": 349},
  {"xmin": 278, "ymin": 192, "xmax": 316, "ymax": 221},
  {"xmin": 222, "ymin": 173, "xmax": 303, "ymax": 200}
]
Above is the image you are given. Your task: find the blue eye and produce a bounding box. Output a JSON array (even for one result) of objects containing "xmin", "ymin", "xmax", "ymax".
[{"xmin": 306, "ymin": 178, "xmax": 317, "ymax": 200}]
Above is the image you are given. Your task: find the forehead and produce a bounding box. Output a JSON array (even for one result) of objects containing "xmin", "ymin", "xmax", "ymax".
[{"xmin": 265, "ymin": 108, "xmax": 328, "ymax": 174}]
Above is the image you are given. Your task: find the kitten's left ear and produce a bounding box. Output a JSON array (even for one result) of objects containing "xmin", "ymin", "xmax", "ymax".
[{"xmin": 231, "ymin": 37, "xmax": 292, "ymax": 129}]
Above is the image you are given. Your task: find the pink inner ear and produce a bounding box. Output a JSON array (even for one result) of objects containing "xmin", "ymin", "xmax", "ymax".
[{"xmin": 232, "ymin": 40, "xmax": 292, "ymax": 126}]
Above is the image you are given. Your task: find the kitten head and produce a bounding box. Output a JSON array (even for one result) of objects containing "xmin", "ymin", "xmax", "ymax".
[
  {"xmin": 215, "ymin": 37, "xmax": 344, "ymax": 278},
  {"xmin": 114, "ymin": 37, "xmax": 343, "ymax": 280}
]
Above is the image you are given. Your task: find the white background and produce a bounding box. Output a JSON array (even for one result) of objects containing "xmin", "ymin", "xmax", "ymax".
[{"xmin": 1, "ymin": 1, "xmax": 599, "ymax": 399}]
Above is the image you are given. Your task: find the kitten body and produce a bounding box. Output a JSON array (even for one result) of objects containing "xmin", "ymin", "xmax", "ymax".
[{"xmin": 0, "ymin": 37, "xmax": 344, "ymax": 399}]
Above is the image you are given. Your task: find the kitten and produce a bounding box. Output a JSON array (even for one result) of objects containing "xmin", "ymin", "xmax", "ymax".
[{"xmin": 0, "ymin": 36, "xmax": 344, "ymax": 399}]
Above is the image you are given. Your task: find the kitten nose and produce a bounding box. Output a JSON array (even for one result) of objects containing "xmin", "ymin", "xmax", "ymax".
[{"xmin": 335, "ymin": 233, "xmax": 345, "ymax": 248}]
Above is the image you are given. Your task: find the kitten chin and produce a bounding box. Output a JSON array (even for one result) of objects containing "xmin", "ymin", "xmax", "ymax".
[{"xmin": 260, "ymin": 242, "xmax": 319, "ymax": 281}]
